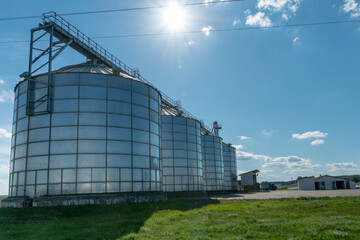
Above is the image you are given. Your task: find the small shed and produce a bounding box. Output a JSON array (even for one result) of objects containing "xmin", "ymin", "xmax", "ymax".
[
  {"xmin": 239, "ymin": 170, "xmax": 260, "ymax": 191},
  {"xmin": 298, "ymin": 175, "xmax": 356, "ymax": 190}
]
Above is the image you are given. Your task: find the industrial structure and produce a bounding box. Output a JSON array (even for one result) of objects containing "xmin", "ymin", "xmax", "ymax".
[
  {"xmin": 239, "ymin": 169, "xmax": 260, "ymax": 191},
  {"xmin": 161, "ymin": 116, "xmax": 204, "ymax": 193},
  {"xmin": 9, "ymin": 62, "xmax": 163, "ymax": 198},
  {"xmin": 201, "ymin": 134, "xmax": 224, "ymax": 191},
  {"xmin": 222, "ymin": 143, "xmax": 238, "ymax": 191},
  {"xmin": 298, "ymin": 175, "xmax": 356, "ymax": 191},
  {"xmin": 2, "ymin": 12, "xmax": 238, "ymax": 207}
]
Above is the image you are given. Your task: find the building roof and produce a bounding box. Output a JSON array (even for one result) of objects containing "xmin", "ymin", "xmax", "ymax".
[
  {"xmin": 314, "ymin": 175, "xmax": 346, "ymax": 181},
  {"xmin": 297, "ymin": 176, "xmax": 315, "ymax": 180},
  {"xmin": 298, "ymin": 175, "xmax": 348, "ymax": 181},
  {"xmin": 239, "ymin": 169, "xmax": 260, "ymax": 176}
]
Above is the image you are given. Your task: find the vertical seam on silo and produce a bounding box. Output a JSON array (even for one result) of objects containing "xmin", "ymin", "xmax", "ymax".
[
  {"xmin": 202, "ymin": 135, "xmax": 206, "ymax": 191},
  {"xmin": 46, "ymin": 25, "xmax": 53, "ymax": 197},
  {"xmin": 223, "ymin": 144, "xmax": 226, "ymax": 190},
  {"xmin": 75, "ymin": 73, "xmax": 80, "ymax": 194},
  {"xmin": 23, "ymin": 79, "xmax": 32, "ymax": 197},
  {"xmin": 105, "ymin": 75, "xmax": 108, "ymax": 193},
  {"xmin": 172, "ymin": 117, "xmax": 175, "ymax": 192},
  {"xmin": 213, "ymin": 137, "xmax": 215, "ymax": 191},
  {"xmin": 147, "ymin": 86, "xmax": 150, "ymax": 193},
  {"xmin": 159, "ymin": 96, "xmax": 162, "ymax": 192},
  {"xmin": 185, "ymin": 119, "xmax": 189, "ymax": 192},
  {"xmin": 158, "ymin": 105, "xmax": 162, "ymax": 192},
  {"xmin": 11, "ymin": 86, "xmax": 20, "ymax": 196},
  {"xmin": 130, "ymin": 80, "xmax": 133, "ymax": 193},
  {"xmin": 47, "ymin": 74, "xmax": 53, "ymax": 196}
]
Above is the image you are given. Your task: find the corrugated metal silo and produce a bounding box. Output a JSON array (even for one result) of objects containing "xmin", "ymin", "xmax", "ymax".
[
  {"xmin": 222, "ymin": 143, "xmax": 238, "ymax": 191},
  {"xmin": 161, "ymin": 115, "xmax": 203, "ymax": 192},
  {"xmin": 201, "ymin": 134, "xmax": 224, "ymax": 191},
  {"xmin": 8, "ymin": 61, "xmax": 162, "ymax": 199}
]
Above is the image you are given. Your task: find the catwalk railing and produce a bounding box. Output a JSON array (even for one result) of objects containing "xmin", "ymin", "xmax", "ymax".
[{"xmin": 42, "ymin": 11, "xmax": 212, "ymax": 133}]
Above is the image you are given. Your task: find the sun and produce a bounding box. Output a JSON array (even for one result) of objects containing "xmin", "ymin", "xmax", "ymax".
[{"xmin": 162, "ymin": 4, "xmax": 186, "ymax": 32}]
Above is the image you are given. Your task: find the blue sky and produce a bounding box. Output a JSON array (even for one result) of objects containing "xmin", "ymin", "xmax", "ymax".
[{"xmin": 0, "ymin": 0, "xmax": 360, "ymax": 194}]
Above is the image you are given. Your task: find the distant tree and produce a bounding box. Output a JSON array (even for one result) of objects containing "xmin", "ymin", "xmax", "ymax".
[{"xmin": 350, "ymin": 176, "xmax": 360, "ymax": 182}]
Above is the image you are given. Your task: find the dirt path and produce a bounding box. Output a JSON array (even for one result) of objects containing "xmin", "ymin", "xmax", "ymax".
[{"xmin": 210, "ymin": 189, "xmax": 360, "ymax": 200}]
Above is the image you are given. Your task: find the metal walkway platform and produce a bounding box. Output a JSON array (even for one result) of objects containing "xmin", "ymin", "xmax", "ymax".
[{"xmin": 27, "ymin": 11, "xmax": 212, "ymax": 133}]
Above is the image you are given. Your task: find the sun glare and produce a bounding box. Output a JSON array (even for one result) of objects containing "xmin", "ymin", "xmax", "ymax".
[{"xmin": 163, "ymin": 4, "xmax": 186, "ymax": 32}]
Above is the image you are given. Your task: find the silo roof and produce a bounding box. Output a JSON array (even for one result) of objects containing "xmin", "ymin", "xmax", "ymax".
[
  {"xmin": 53, "ymin": 60, "xmax": 139, "ymax": 81},
  {"xmin": 54, "ymin": 60, "xmax": 113, "ymax": 75}
]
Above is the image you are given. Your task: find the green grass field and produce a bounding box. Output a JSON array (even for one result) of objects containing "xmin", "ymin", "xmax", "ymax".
[{"xmin": 1, "ymin": 197, "xmax": 360, "ymax": 240}]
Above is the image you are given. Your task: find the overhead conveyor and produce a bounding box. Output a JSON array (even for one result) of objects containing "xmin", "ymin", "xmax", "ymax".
[{"xmin": 25, "ymin": 11, "xmax": 212, "ymax": 134}]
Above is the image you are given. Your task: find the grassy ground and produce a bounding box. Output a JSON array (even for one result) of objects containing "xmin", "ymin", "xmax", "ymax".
[{"xmin": 0, "ymin": 197, "xmax": 360, "ymax": 240}]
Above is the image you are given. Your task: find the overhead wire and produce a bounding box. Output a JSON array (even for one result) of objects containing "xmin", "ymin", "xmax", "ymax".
[
  {"xmin": 0, "ymin": 19, "xmax": 359, "ymax": 44},
  {"xmin": 0, "ymin": 0, "xmax": 244, "ymax": 21},
  {"xmin": 92, "ymin": 19, "xmax": 360, "ymax": 38}
]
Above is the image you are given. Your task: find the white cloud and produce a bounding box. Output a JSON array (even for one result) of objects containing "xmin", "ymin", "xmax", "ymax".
[
  {"xmin": 251, "ymin": 0, "xmax": 301, "ymax": 23},
  {"xmin": 292, "ymin": 131, "xmax": 328, "ymax": 140},
  {"xmin": 262, "ymin": 155, "xmax": 321, "ymax": 173},
  {"xmin": 244, "ymin": 9, "xmax": 251, "ymax": 14},
  {"xmin": 202, "ymin": 25, "xmax": 214, "ymax": 36},
  {"xmin": 282, "ymin": 13, "xmax": 289, "ymax": 20},
  {"xmin": 237, "ymin": 136, "xmax": 251, "ymax": 140},
  {"xmin": 261, "ymin": 129, "xmax": 274, "ymax": 136},
  {"xmin": 0, "ymin": 79, "xmax": 5, "ymax": 84},
  {"xmin": 0, "ymin": 180, "xmax": 8, "ymax": 195},
  {"xmin": 257, "ymin": 0, "xmax": 301, "ymax": 13},
  {"xmin": 326, "ymin": 162, "xmax": 359, "ymax": 172},
  {"xmin": 0, "ymin": 131, "xmax": 11, "ymax": 195},
  {"xmin": 0, "ymin": 145, "xmax": 10, "ymax": 156},
  {"xmin": 0, "ymin": 129, "xmax": 11, "ymax": 139},
  {"xmin": 0, "ymin": 157, "xmax": 10, "ymax": 195},
  {"xmin": 246, "ymin": 12, "xmax": 272, "ymax": 27},
  {"xmin": 0, "ymin": 165, "xmax": 9, "ymax": 178},
  {"xmin": 236, "ymin": 149, "xmax": 322, "ymax": 179},
  {"xmin": 236, "ymin": 150, "xmax": 271, "ymax": 161},
  {"xmin": 283, "ymin": 168, "xmax": 313, "ymax": 173},
  {"xmin": 344, "ymin": 0, "xmax": 358, "ymax": 11},
  {"xmin": 232, "ymin": 18, "xmax": 241, "ymax": 26},
  {"xmin": 311, "ymin": 139, "xmax": 324, "ymax": 146},
  {"xmin": 343, "ymin": 0, "xmax": 360, "ymax": 17},
  {"xmin": 293, "ymin": 36, "xmax": 301, "ymax": 46},
  {"xmin": 0, "ymin": 90, "xmax": 14, "ymax": 103},
  {"xmin": 233, "ymin": 144, "xmax": 244, "ymax": 150}
]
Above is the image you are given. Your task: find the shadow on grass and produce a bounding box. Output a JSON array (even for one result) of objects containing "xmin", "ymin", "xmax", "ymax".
[
  {"xmin": 0, "ymin": 198, "xmax": 220, "ymax": 240},
  {"xmin": 207, "ymin": 190, "xmax": 270, "ymax": 199}
]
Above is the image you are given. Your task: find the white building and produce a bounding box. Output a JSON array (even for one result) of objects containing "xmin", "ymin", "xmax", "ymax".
[
  {"xmin": 239, "ymin": 170, "xmax": 259, "ymax": 191},
  {"xmin": 298, "ymin": 175, "xmax": 356, "ymax": 190}
]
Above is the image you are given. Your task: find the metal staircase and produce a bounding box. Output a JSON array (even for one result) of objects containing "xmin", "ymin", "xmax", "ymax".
[{"xmin": 26, "ymin": 11, "xmax": 212, "ymax": 133}]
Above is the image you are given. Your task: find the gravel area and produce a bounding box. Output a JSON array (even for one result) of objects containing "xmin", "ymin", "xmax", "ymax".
[{"xmin": 210, "ymin": 189, "xmax": 360, "ymax": 200}]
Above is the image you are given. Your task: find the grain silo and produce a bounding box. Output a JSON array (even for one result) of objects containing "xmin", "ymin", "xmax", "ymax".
[
  {"xmin": 161, "ymin": 115, "xmax": 204, "ymax": 193},
  {"xmin": 222, "ymin": 143, "xmax": 238, "ymax": 191},
  {"xmin": 201, "ymin": 134, "xmax": 224, "ymax": 191},
  {"xmin": 2, "ymin": 11, "xmax": 232, "ymax": 207},
  {"xmin": 6, "ymin": 60, "xmax": 164, "ymax": 206}
]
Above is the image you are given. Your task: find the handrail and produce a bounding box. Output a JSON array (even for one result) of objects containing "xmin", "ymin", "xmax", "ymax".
[{"xmin": 42, "ymin": 11, "xmax": 212, "ymax": 133}]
